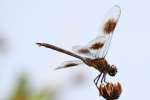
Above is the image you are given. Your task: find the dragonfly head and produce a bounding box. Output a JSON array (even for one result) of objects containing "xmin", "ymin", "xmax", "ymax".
[{"xmin": 108, "ymin": 65, "xmax": 117, "ymax": 76}]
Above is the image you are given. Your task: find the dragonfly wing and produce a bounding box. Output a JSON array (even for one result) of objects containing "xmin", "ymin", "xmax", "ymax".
[
  {"xmin": 72, "ymin": 5, "xmax": 121, "ymax": 58},
  {"xmin": 87, "ymin": 36, "xmax": 106, "ymax": 58},
  {"xmin": 72, "ymin": 36, "xmax": 107, "ymax": 58},
  {"xmin": 72, "ymin": 45, "xmax": 94, "ymax": 58},
  {"xmin": 72, "ymin": 45, "xmax": 90, "ymax": 54},
  {"xmin": 83, "ymin": 5, "xmax": 121, "ymax": 58},
  {"xmin": 98, "ymin": 5, "xmax": 121, "ymax": 57},
  {"xmin": 55, "ymin": 60, "xmax": 83, "ymax": 70}
]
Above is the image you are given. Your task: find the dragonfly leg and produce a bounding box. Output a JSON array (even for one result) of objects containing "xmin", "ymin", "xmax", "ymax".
[
  {"xmin": 94, "ymin": 72, "xmax": 102, "ymax": 87},
  {"xmin": 101, "ymin": 73, "xmax": 107, "ymax": 83},
  {"xmin": 103, "ymin": 74, "xmax": 108, "ymax": 83}
]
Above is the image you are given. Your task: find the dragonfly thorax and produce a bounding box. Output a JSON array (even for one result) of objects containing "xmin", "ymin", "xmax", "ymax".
[
  {"xmin": 84, "ymin": 58, "xmax": 117, "ymax": 77},
  {"xmin": 84, "ymin": 58, "xmax": 108, "ymax": 71}
]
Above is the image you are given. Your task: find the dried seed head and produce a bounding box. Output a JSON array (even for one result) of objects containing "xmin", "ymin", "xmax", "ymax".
[{"xmin": 99, "ymin": 82, "xmax": 122, "ymax": 100}]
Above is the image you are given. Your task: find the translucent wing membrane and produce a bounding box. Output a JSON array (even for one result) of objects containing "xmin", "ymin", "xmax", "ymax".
[
  {"xmin": 55, "ymin": 60, "xmax": 83, "ymax": 70},
  {"xmin": 87, "ymin": 36, "xmax": 106, "ymax": 58},
  {"xmin": 72, "ymin": 45, "xmax": 93, "ymax": 58},
  {"xmin": 72, "ymin": 36, "xmax": 106, "ymax": 58},
  {"xmin": 99, "ymin": 5, "xmax": 121, "ymax": 35},
  {"xmin": 98, "ymin": 5, "xmax": 121, "ymax": 57},
  {"xmin": 73, "ymin": 5, "xmax": 121, "ymax": 58}
]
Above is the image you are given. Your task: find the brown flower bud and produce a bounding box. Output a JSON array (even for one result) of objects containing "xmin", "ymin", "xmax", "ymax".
[{"xmin": 99, "ymin": 82, "xmax": 122, "ymax": 100}]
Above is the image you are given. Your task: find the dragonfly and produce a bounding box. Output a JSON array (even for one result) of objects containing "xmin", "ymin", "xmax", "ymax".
[{"xmin": 36, "ymin": 5, "xmax": 121, "ymax": 87}]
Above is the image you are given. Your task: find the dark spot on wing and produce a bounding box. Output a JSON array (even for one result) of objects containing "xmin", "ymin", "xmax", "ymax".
[
  {"xmin": 55, "ymin": 63, "xmax": 79, "ymax": 70},
  {"xmin": 103, "ymin": 19, "xmax": 117, "ymax": 34},
  {"xmin": 90, "ymin": 42, "xmax": 104, "ymax": 49},
  {"xmin": 78, "ymin": 48, "xmax": 90, "ymax": 54},
  {"xmin": 65, "ymin": 63, "xmax": 79, "ymax": 67}
]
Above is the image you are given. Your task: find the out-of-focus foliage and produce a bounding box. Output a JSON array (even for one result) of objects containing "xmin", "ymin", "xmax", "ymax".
[
  {"xmin": 10, "ymin": 74, "xmax": 30, "ymax": 100},
  {"xmin": 9, "ymin": 74, "xmax": 56, "ymax": 100}
]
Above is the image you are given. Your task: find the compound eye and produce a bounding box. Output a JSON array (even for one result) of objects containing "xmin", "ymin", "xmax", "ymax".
[{"xmin": 109, "ymin": 65, "xmax": 117, "ymax": 76}]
